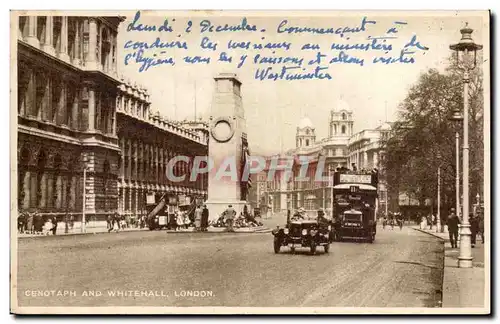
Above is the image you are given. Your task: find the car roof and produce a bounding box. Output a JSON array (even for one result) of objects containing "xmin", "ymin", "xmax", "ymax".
[{"xmin": 291, "ymin": 220, "xmax": 318, "ymax": 224}]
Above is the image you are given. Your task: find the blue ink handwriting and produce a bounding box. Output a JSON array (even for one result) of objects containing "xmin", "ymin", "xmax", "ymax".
[
  {"xmin": 124, "ymin": 49, "xmax": 175, "ymax": 72},
  {"xmin": 200, "ymin": 18, "xmax": 257, "ymax": 33},
  {"xmin": 277, "ymin": 17, "xmax": 376, "ymax": 37},
  {"xmin": 254, "ymin": 66, "xmax": 332, "ymax": 81},
  {"xmin": 201, "ymin": 37, "xmax": 218, "ymax": 51},
  {"xmin": 404, "ymin": 35, "xmax": 429, "ymax": 51}
]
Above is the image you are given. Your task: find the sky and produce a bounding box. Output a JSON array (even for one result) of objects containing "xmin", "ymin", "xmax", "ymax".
[{"xmin": 116, "ymin": 11, "xmax": 488, "ymax": 155}]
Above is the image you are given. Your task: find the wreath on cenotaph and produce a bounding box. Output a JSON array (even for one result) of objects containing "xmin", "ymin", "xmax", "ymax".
[{"xmin": 210, "ymin": 116, "xmax": 235, "ymax": 143}]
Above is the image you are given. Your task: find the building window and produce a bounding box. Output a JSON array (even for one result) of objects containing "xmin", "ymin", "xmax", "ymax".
[
  {"xmin": 334, "ymin": 124, "xmax": 337, "ymax": 134},
  {"xmin": 306, "ymin": 139, "xmax": 309, "ymax": 146},
  {"xmin": 342, "ymin": 125, "xmax": 346, "ymax": 134},
  {"xmin": 18, "ymin": 16, "xmax": 28, "ymax": 39},
  {"xmin": 37, "ymin": 17, "xmax": 46, "ymax": 44},
  {"xmin": 342, "ymin": 113, "xmax": 346, "ymax": 120},
  {"xmin": 53, "ymin": 17, "xmax": 62, "ymax": 53}
]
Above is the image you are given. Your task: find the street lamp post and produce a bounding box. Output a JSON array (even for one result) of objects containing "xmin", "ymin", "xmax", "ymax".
[
  {"xmin": 450, "ymin": 23, "xmax": 482, "ymax": 268},
  {"xmin": 437, "ymin": 165, "xmax": 441, "ymax": 233},
  {"xmin": 449, "ymin": 110, "xmax": 463, "ymax": 223}
]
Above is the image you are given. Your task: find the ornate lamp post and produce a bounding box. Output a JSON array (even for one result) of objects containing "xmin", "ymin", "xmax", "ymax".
[
  {"xmin": 449, "ymin": 109, "xmax": 463, "ymax": 223},
  {"xmin": 450, "ymin": 23, "xmax": 483, "ymax": 268},
  {"xmin": 436, "ymin": 152, "xmax": 442, "ymax": 233}
]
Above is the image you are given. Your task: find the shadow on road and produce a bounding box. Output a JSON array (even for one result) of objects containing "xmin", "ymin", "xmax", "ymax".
[{"xmin": 394, "ymin": 260, "xmax": 441, "ymax": 270}]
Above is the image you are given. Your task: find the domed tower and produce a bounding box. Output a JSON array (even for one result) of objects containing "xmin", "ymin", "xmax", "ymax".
[
  {"xmin": 329, "ymin": 99, "xmax": 353, "ymax": 137},
  {"xmin": 296, "ymin": 117, "xmax": 316, "ymax": 148}
]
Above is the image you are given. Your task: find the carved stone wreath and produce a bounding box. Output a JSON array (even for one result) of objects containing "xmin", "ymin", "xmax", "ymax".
[{"xmin": 210, "ymin": 117, "xmax": 235, "ymax": 143}]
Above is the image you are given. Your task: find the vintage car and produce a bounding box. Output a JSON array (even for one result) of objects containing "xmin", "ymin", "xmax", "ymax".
[{"xmin": 272, "ymin": 219, "xmax": 332, "ymax": 254}]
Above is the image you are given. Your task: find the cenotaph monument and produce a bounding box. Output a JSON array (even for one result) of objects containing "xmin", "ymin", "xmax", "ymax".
[{"xmin": 205, "ymin": 73, "xmax": 250, "ymax": 221}]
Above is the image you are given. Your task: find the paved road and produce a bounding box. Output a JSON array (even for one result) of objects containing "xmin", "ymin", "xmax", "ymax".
[{"xmin": 16, "ymin": 225, "xmax": 444, "ymax": 308}]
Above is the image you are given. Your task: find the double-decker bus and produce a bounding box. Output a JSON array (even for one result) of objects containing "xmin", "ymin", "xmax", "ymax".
[{"xmin": 332, "ymin": 168, "xmax": 379, "ymax": 243}]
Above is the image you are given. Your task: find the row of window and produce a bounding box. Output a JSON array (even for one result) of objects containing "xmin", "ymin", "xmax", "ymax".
[
  {"xmin": 19, "ymin": 16, "xmax": 117, "ymax": 74},
  {"xmin": 18, "ymin": 65, "xmax": 116, "ymax": 135}
]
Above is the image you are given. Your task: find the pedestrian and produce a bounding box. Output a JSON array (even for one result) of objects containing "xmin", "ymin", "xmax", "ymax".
[
  {"xmin": 447, "ymin": 208, "xmax": 461, "ymax": 248},
  {"xmin": 34, "ymin": 212, "xmax": 43, "ymax": 235},
  {"xmin": 479, "ymin": 214, "xmax": 485, "ymax": 244},
  {"xmin": 43, "ymin": 217, "xmax": 53, "ymax": 235},
  {"xmin": 201, "ymin": 205, "xmax": 209, "ymax": 232},
  {"xmin": 107, "ymin": 214, "xmax": 113, "ymax": 233},
  {"xmin": 183, "ymin": 212, "xmax": 191, "ymax": 229},
  {"xmin": 176, "ymin": 210, "xmax": 183, "ymax": 231},
  {"xmin": 17, "ymin": 213, "xmax": 26, "ymax": 234},
  {"xmin": 194, "ymin": 205, "xmax": 202, "ymax": 231},
  {"xmin": 113, "ymin": 213, "xmax": 120, "ymax": 232},
  {"xmin": 51, "ymin": 216, "xmax": 58, "ymax": 235},
  {"xmin": 224, "ymin": 205, "xmax": 236, "ymax": 232},
  {"xmin": 286, "ymin": 209, "xmax": 291, "ymax": 225},
  {"xmin": 470, "ymin": 212, "xmax": 479, "ymax": 248},
  {"xmin": 26, "ymin": 212, "xmax": 34, "ymax": 234}
]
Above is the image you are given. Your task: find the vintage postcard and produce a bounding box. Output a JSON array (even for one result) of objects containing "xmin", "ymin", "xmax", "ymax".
[{"xmin": 10, "ymin": 10, "xmax": 490, "ymax": 315}]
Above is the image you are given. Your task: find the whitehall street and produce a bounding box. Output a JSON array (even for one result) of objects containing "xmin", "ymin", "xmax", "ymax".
[{"xmin": 17, "ymin": 226, "xmax": 444, "ymax": 308}]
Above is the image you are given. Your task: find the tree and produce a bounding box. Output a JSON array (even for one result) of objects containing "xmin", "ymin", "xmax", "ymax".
[{"xmin": 382, "ymin": 57, "xmax": 484, "ymax": 213}]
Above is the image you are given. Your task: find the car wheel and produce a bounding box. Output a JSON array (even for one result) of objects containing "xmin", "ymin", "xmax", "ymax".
[
  {"xmin": 324, "ymin": 244, "xmax": 330, "ymax": 253},
  {"xmin": 310, "ymin": 243, "xmax": 317, "ymax": 255},
  {"xmin": 273, "ymin": 239, "xmax": 281, "ymax": 253}
]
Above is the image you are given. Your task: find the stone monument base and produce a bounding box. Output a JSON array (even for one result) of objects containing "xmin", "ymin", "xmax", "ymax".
[{"xmin": 205, "ymin": 200, "xmax": 248, "ymax": 222}]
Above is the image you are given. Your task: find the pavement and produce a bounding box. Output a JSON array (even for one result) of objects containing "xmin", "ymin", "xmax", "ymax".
[
  {"xmin": 16, "ymin": 224, "xmax": 445, "ymax": 309},
  {"xmin": 16, "ymin": 221, "xmax": 273, "ymax": 238},
  {"xmin": 411, "ymin": 225, "xmax": 487, "ymax": 310}
]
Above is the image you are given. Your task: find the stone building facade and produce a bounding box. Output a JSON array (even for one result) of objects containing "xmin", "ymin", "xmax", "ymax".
[
  {"xmin": 116, "ymin": 82, "xmax": 208, "ymax": 220},
  {"xmin": 17, "ymin": 15, "xmax": 123, "ymax": 227},
  {"xmin": 16, "ymin": 14, "xmax": 208, "ymax": 228}
]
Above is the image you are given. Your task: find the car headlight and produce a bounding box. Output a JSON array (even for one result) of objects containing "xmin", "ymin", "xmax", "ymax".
[
  {"xmin": 301, "ymin": 229, "xmax": 308, "ymax": 235},
  {"xmin": 310, "ymin": 230, "xmax": 318, "ymax": 236},
  {"xmin": 284, "ymin": 228, "xmax": 289, "ymax": 234}
]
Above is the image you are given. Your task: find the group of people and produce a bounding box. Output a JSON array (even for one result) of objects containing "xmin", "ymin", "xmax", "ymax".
[
  {"xmin": 381, "ymin": 212, "xmax": 404, "ymax": 230},
  {"xmin": 419, "ymin": 213, "xmax": 438, "ymax": 230},
  {"xmin": 18, "ymin": 212, "xmax": 62, "ymax": 235},
  {"xmin": 446, "ymin": 208, "xmax": 484, "ymax": 249},
  {"xmin": 193, "ymin": 205, "xmax": 210, "ymax": 232},
  {"xmin": 212, "ymin": 204, "xmax": 262, "ymax": 232}
]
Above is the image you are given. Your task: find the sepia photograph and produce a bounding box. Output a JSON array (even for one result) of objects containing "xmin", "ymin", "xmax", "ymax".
[{"xmin": 9, "ymin": 9, "xmax": 490, "ymax": 315}]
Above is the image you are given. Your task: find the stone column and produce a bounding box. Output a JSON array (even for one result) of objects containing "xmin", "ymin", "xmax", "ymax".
[
  {"xmin": 87, "ymin": 88, "xmax": 95, "ymax": 131},
  {"xmin": 134, "ymin": 187, "xmax": 139, "ymax": 217},
  {"xmin": 58, "ymin": 17, "xmax": 70, "ymax": 62},
  {"xmin": 25, "ymin": 16, "xmax": 40, "ymax": 48},
  {"xmin": 86, "ymin": 18, "xmax": 98, "ymax": 70},
  {"xmin": 373, "ymin": 151, "xmax": 379, "ymax": 169},
  {"xmin": 364, "ymin": 151, "xmax": 368, "ymax": 169},
  {"xmin": 127, "ymin": 140, "xmax": 132, "ymax": 180},
  {"xmin": 58, "ymin": 81, "xmax": 67, "ymax": 125},
  {"xmin": 120, "ymin": 137, "xmax": 126, "ymax": 180},
  {"xmin": 155, "ymin": 145, "xmax": 159, "ymax": 182},
  {"xmin": 42, "ymin": 16, "xmax": 55, "ymax": 55},
  {"xmin": 134, "ymin": 141, "xmax": 138, "ymax": 180},
  {"xmin": 122, "ymin": 187, "xmax": 126, "ymax": 215},
  {"xmin": 73, "ymin": 18, "xmax": 82, "ymax": 66},
  {"xmin": 71, "ymin": 86, "xmax": 79, "ymax": 130},
  {"xmin": 22, "ymin": 172, "xmax": 31, "ymax": 209}
]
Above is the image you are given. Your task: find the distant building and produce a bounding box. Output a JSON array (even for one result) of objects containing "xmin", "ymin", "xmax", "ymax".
[
  {"xmin": 252, "ymin": 100, "xmax": 353, "ymax": 215},
  {"xmin": 115, "ymin": 83, "xmax": 208, "ymax": 221}
]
